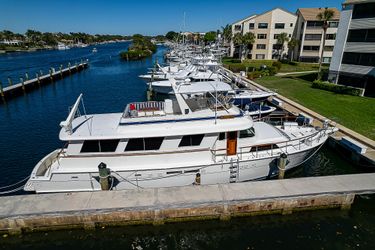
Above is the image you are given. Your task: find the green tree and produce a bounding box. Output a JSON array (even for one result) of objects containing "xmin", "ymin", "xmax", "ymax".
[
  {"xmin": 233, "ymin": 32, "xmax": 244, "ymax": 60},
  {"xmin": 317, "ymin": 8, "xmax": 335, "ymax": 78},
  {"xmin": 288, "ymin": 38, "xmax": 300, "ymax": 61},
  {"xmin": 242, "ymin": 32, "xmax": 255, "ymax": 60},
  {"xmin": 203, "ymin": 31, "xmax": 216, "ymax": 44},
  {"xmin": 25, "ymin": 29, "xmax": 42, "ymax": 45},
  {"xmin": 221, "ymin": 24, "xmax": 232, "ymax": 45},
  {"xmin": 165, "ymin": 31, "xmax": 178, "ymax": 41},
  {"xmin": 276, "ymin": 32, "xmax": 290, "ymax": 60}
]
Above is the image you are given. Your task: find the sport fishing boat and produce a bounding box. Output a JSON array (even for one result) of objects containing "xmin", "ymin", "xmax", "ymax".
[{"xmin": 24, "ymin": 79, "xmax": 336, "ymax": 193}]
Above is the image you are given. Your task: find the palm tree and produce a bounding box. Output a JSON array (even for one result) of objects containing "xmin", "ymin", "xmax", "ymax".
[
  {"xmin": 276, "ymin": 32, "xmax": 289, "ymax": 60},
  {"xmin": 288, "ymin": 38, "xmax": 300, "ymax": 61},
  {"xmin": 233, "ymin": 33, "xmax": 244, "ymax": 60},
  {"xmin": 221, "ymin": 24, "xmax": 232, "ymax": 45},
  {"xmin": 242, "ymin": 32, "xmax": 256, "ymax": 60},
  {"xmin": 317, "ymin": 8, "xmax": 335, "ymax": 78}
]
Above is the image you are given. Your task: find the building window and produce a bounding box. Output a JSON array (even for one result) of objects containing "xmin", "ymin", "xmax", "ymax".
[
  {"xmin": 275, "ymin": 23, "xmax": 285, "ymax": 29},
  {"xmin": 273, "ymin": 44, "xmax": 282, "ymax": 50},
  {"xmin": 256, "ymin": 54, "xmax": 265, "ymax": 59},
  {"xmin": 303, "ymin": 46, "xmax": 320, "ymax": 51},
  {"xmin": 256, "ymin": 44, "xmax": 266, "ymax": 49},
  {"xmin": 329, "ymin": 21, "xmax": 339, "ymax": 28},
  {"xmin": 306, "ymin": 21, "xmax": 324, "ymax": 29},
  {"xmin": 352, "ymin": 3, "xmax": 375, "ymax": 19},
  {"xmin": 81, "ymin": 139, "xmax": 120, "ymax": 153},
  {"xmin": 257, "ymin": 34, "xmax": 267, "ymax": 39},
  {"xmin": 179, "ymin": 134, "xmax": 204, "ymax": 147},
  {"xmin": 322, "ymin": 57, "xmax": 331, "ymax": 63},
  {"xmin": 347, "ymin": 29, "xmax": 375, "ymax": 42},
  {"xmin": 290, "ymin": 23, "xmax": 294, "ymax": 27},
  {"xmin": 288, "ymin": 34, "xmax": 292, "ymax": 38},
  {"xmin": 304, "ymin": 34, "xmax": 322, "ymax": 40},
  {"xmin": 249, "ymin": 23, "xmax": 255, "ymax": 29},
  {"xmin": 234, "ymin": 25, "xmax": 242, "ymax": 31},
  {"xmin": 274, "ymin": 34, "xmax": 280, "ymax": 39},
  {"xmin": 324, "ymin": 46, "xmax": 334, "ymax": 51},
  {"xmin": 258, "ymin": 23, "xmax": 268, "ymax": 29},
  {"xmin": 125, "ymin": 137, "xmax": 164, "ymax": 151},
  {"xmin": 299, "ymin": 57, "xmax": 320, "ymax": 63},
  {"xmin": 326, "ymin": 34, "xmax": 336, "ymax": 40},
  {"xmin": 342, "ymin": 52, "xmax": 375, "ymax": 67}
]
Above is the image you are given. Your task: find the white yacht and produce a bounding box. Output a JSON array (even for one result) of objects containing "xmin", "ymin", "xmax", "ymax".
[
  {"xmin": 24, "ymin": 79, "xmax": 336, "ymax": 193},
  {"xmin": 57, "ymin": 42, "xmax": 70, "ymax": 50}
]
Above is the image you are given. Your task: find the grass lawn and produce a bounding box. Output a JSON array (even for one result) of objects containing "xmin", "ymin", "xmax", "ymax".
[
  {"xmin": 222, "ymin": 58, "xmax": 328, "ymax": 73},
  {"xmin": 256, "ymin": 74, "xmax": 375, "ymax": 140}
]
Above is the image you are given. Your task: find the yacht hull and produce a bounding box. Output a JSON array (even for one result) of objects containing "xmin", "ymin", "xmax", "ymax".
[{"xmin": 24, "ymin": 143, "xmax": 321, "ymax": 193}]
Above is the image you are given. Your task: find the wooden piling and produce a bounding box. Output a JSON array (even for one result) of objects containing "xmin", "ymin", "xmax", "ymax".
[
  {"xmin": 60, "ymin": 64, "xmax": 63, "ymax": 78},
  {"xmin": 68, "ymin": 62, "xmax": 71, "ymax": 73},
  {"xmin": 0, "ymin": 81, "xmax": 4, "ymax": 97},
  {"xmin": 20, "ymin": 77, "xmax": 25, "ymax": 92},
  {"xmin": 25, "ymin": 72, "xmax": 29, "ymax": 81},
  {"xmin": 7, "ymin": 77, "xmax": 12, "ymax": 86},
  {"xmin": 278, "ymin": 153, "xmax": 287, "ymax": 179},
  {"xmin": 36, "ymin": 73, "xmax": 41, "ymax": 85}
]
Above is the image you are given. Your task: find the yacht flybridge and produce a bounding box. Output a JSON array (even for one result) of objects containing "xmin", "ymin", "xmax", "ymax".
[{"xmin": 24, "ymin": 77, "xmax": 336, "ymax": 193}]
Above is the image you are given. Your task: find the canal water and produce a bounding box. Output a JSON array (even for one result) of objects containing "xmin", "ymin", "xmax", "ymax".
[{"xmin": 0, "ymin": 42, "xmax": 373, "ymax": 249}]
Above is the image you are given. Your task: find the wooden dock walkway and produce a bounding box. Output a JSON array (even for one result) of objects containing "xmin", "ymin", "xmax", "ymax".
[
  {"xmin": 0, "ymin": 60, "xmax": 89, "ymax": 101},
  {"xmin": 1, "ymin": 173, "xmax": 375, "ymax": 234}
]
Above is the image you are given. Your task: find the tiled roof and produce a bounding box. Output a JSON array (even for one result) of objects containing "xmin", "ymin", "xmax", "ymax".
[{"xmin": 298, "ymin": 8, "xmax": 340, "ymax": 21}]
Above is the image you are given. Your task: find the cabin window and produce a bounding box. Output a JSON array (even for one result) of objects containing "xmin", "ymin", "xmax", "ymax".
[
  {"xmin": 218, "ymin": 132, "xmax": 226, "ymax": 141},
  {"xmin": 80, "ymin": 139, "xmax": 120, "ymax": 153},
  {"xmin": 125, "ymin": 137, "xmax": 164, "ymax": 151},
  {"xmin": 179, "ymin": 134, "xmax": 204, "ymax": 147},
  {"xmin": 166, "ymin": 170, "xmax": 183, "ymax": 174},
  {"xmin": 239, "ymin": 128, "xmax": 255, "ymax": 138}
]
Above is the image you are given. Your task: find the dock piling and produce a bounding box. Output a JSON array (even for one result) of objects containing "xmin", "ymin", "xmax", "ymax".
[
  {"xmin": 36, "ymin": 73, "xmax": 40, "ymax": 85},
  {"xmin": 68, "ymin": 62, "xmax": 71, "ymax": 73},
  {"xmin": 1, "ymin": 60, "xmax": 89, "ymax": 101},
  {"xmin": 7, "ymin": 77, "xmax": 12, "ymax": 86},
  {"xmin": 0, "ymin": 81, "xmax": 4, "ymax": 97},
  {"xmin": 98, "ymin": 162, "xmax": 110, "ymax": 190},
  {"xmin": 278, "ymin": 153, "xmax": 287, "ymax": 179},
  {"xmin": 20, "ymin": 77, "xmax": 25, "ymax": 91}
]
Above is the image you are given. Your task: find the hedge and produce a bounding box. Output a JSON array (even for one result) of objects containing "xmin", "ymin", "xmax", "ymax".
[
  {"xmin": 120, "ymin": 49, "xmax": 152, "ymax": 61},
  {"xmin": 312, "ymin": 80, "xmax": 362, "ymax": 96}
]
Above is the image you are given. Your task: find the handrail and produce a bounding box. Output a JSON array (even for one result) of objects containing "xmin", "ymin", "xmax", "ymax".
[{"xmin": 210, "ymin": 128, "xmax": 332, "ymax": 162}]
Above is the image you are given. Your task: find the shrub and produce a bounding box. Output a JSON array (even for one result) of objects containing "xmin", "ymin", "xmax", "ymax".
[
  {"xmin": 266, "ymin": 66, "xmax": 277, "ymax": 76},
  {"xmin": 312, "ymin": 80, "xmax": 362, "ymax": 96},
  {"xmin": 272, "ymin": 61, "xmax": 282, "ymax": 71},
  {"xmin": 279, "ymin": 59, "xmax": 290, "ymax": 64},
  {"xmin": 288, "ymin": 61, "xmax": 298, "ymax": 66},
  {"xmin": 247, "ymin": 71, "xmax": 262, "ymax": 80},
  {"xmin": 120, "ymin": 49, "xmax": 152, "ymax": 60},
  {"xmin": 229, "ymin": 64, "xmax": 247, "ymax": 72}
]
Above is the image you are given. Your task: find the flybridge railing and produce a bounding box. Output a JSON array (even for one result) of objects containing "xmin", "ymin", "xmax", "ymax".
[
  {"xmin": 123, "ymin": 101, "xmax": 165, "ymax": 118},
  {"xmin": 210, "ymin": 129, "xmax": 330, "ymax": 163}
]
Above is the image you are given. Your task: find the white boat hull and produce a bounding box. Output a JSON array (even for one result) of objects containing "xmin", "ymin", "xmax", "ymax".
[{"xmin": 25, "ymin": 143, "xmax": 322, "ymax": 193}]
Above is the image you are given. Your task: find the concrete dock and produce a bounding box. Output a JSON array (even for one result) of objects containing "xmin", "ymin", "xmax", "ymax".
[
  {"xmin": 220, "ymin": 67, "xmax": 375, "ymax": 167},
  {"xmin": 1, "ymin": 173, "xmax": 375, "ymax": 234},
  {"xmin": 0, "ymin": 60, "xmax": 89, "ymax": 101}
]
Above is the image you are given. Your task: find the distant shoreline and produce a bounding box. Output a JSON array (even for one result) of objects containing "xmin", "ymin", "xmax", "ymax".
[{"xmin": 0, "ymin": 40, "xmax": 131, "ymax": 54}]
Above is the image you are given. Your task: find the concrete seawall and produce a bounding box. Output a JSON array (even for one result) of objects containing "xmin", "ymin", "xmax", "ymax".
[{"xmin": 1, "ymin": 173, "xmax": 375, "ymax": 234}]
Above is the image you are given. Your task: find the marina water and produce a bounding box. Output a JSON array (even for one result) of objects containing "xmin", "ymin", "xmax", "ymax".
[{"xmin": 0, "ymin": 42, "xmax": 373, "ymax": 249}]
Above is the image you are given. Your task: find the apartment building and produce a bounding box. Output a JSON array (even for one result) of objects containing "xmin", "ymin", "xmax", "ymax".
[
  {"xmin": 230, "ymin": 8, "xmax": 297, "ymax": 60},
  {"xmin": 328, "ymin": 0, "xmax": 375, "ymax": 97},
  {"xmin": 294, "ymin": 8, "xmax": 340, "ymax": 63}
]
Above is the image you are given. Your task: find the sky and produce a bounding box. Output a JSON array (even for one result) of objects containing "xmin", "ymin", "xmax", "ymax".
[{"xmin": 0, "ymin": 0, "xmax": 343, "ymax": 36}]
